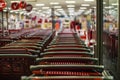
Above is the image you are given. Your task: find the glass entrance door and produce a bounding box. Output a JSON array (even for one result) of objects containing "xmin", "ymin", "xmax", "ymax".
[{"xmin": 103, "ymin": 0, "xmax": 119, "ymax": 80}]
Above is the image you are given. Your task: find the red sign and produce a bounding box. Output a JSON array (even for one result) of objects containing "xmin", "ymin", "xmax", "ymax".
[
  {"xmin": 0, "ymin": 0, "xmax": 6, "ymax": 11},
  {"xmin": 11, "ymin": 2, "xmax": 19, "ymax": 10},
  {"xmin": 45, "ymin": 19, "xmax": 48, "ymax": 23},
  {"xmin": 38, "ymin": 19, "xmax": 42, "ymax": 23},
  {"xmin": 25, "ymin": 4, "xmax": 32, "ymax": 12},
  {"xmin": 19, "ymin": 1, "xmax": 26, "ymax": 9}
]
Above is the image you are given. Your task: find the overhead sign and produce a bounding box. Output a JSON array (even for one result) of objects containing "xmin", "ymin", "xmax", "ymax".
[
  {"xmin": 0, "ymin": 0, "xmax": 6, "ymax": 11},
  {"xmin": 11, "ymin": 2, "xmax": 19, "ymax": 10},
  {"xmin": 25, "ymin": 4, "xmax": 33, "ymax": 12},
  {"xmin": 19, "ymin": 1, "xmax": 26, "ymax": 9}
]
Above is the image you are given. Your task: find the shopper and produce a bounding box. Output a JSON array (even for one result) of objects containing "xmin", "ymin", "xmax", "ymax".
[{"xmin": 55, "ymin": 20, "xmax": 60, "ymax": 36}]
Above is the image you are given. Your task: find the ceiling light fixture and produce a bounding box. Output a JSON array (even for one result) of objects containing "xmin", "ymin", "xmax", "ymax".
[
  {"xmin": 36, "ymin": 4, "xmax": 45, "ymax": 6},
  {"xmin": 33, "ymin": 8, "xmax": 37, "ymax": 10},
  {"xmin": 11, "ymin": 1, "xmax": 19, "ymax": 3},
  {"xmin": 84, "ymin": 0, "xmax": 94, "ymax": 1},
  {"xmin": 57, "ymin": 9, "xmax": 64, "ymax": 11},
  {"xmin": 81, "ymin": 4, "xmax": 90, "ymax": 6},
  {"xmin": 10, "ymin": 11, "xmax": 14, "ymax": 13},
  {"xmin": 50, "ymin": 2, "xmax": 59, "ymax": 5},
  {"xmin": 67, "ymin": 5, "xmax": 75, "ymax": 7},
  {"xmin": 93, "ymin": 7, "xmax": 96, "ymax": 9},
  {"xmin": 39, "ymin": 10, "xmax": 42, "ymax": 12},
  {"xmin": 79, "ymin": 10, "xmax": 85, "ymax": 11},
  {"xmin": 25, "ymin": 0, "xmax": 36, "ymax": 2},
  {"xmin": 42, "ymin": 7, "xmax": 50, "ymax": 9},
  {"xmin": 68, "ymin": 8, "xmax": 74, "ymax": 10},
  {"xmin": 104, "ymin": 6, "xmax": 114, "ymax": 9},
  {"xmin": 112, "ymin": 3, "xmax": 118, "ymax": 6},
  {"xmin": 68, "ymin": 10, "xmax": 74, "ymax": 13},
  {"xmin": 54, "ymin": 6, "xmax": 62, "ymax": 8},
  {"xmin": 103, "ymin": 2, "xmax": 106, "ymax": 4},
  {"xmin": 80, "ymin": 7, "xmax": 87, "ymax": 9},
  {"xmin": 66, "ymin": 1, "xmax": 76, "ymax": 4},
  {"xmin": 3, "ymin": 10, "xmax": 7, "ymax": 12}
]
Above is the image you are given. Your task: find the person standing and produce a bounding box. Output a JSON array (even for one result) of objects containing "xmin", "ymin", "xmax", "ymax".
[
  {"xmin": 70, "ymin": 20, "xmax": 76, "ymax": 32},
  {"xmin": 55, "ymin": 20, "xmax": 60, "ymax": 36}
]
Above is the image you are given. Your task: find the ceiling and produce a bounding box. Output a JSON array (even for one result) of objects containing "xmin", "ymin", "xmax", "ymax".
[{"xmin": 4, "ymin": 0, "xmax": 118, "ymax": 17}]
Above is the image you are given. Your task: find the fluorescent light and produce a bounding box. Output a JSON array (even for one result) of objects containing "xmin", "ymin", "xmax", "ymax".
[
  {"xmin": 104, "ymin": 6, "xmax": 114, "ymax": 9},
  {"xmin": 68, "ymin": 10, "xmax": 74, "ymax": 12},
  {"xmin": 25, "ymin": 0, "xmax": 36, "ymax": 2},
  {"xmin": 33, "ymin": 8, "xmax": 37, "ymax": 10},
  {"xmin": 10, "ymin": 11, "xmax": 14, "ymax": 13},
  {"xmin": 15, "ymin": 12, "xmax": 18, "ymax": 14},
  {"xmin": 79, "ymin": 10, "xmax": 85, "ymax": 12},
  {"xmin": 68, "ymin": 9, "xmax": 74, "ymax": 11},
  {"xmin": 42, "ymin": 7, "xmax": 49, "ymax": 9},
  {"xmin": 66, "ymin": 1, "xmax": 76, "ymax": 4},
  {"xmin": 81, "ymin": 4, "xmax": 90, "ymax": 6},
  {"xmin": 20, "ymin": 11, "xmax": 24, "ymax": 14},
  {"xmin": 93, "ymin": 7, "xmax": 96, "ymax": 9},
  {"xmin": 50, "ymin": 2, "xmax": 59, "ymax": 5},
  {"xmin": 57, "ymin": 9, "xmax": 64, "ymax": 11},
  {"xmin": 80, "ymin": 7, "xmax": 87, "ymax": 9},
  {"xmin": 11, "ymin": 1, "xmax": 19, "ymax": 3},
  {"xmin": 8, "ymin": 8, "xmax": 11, "ymax": 10},
  {"xmin": 103, "ymin": 2, "xmax": 106, "ymax": 4},
  {"xmin": 112, "ymin": 3, "xmax": 118, "ymax": 6},
  {"xmin": 39, "ymin": 10, "xmax": 42, "ymax": 12},
  {"xmin": 84, "ymin": 10, "xmax": 91, "ymax": 15},
  {"xmin": 54, "ymin": 6, "xmax": 62, "ymax": 8},
  {"xmin": 68, "ymin": 8, "xmax": 74, "ymax": 10},
  {"xmin": 84, "ymin": 0, "xmax": 94, "ymax": 1},
  {"xmin": 36, "ymin": 4, "xmax": 45, "ymax": 6},
  {"xmin": 3, "ymin": 10, "xmax": 7, "ymax": 12},
  {"xmin": 67, "ymin": 5, "xmax": 75, "ymax": 7}
]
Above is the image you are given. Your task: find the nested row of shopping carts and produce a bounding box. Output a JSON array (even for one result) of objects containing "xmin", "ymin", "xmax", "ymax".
[{"xmin": 22, "ymin": 29, "xmax": 113, "ymax": 80}]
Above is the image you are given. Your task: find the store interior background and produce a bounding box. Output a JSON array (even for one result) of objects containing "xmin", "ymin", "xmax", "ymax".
[{"xmin": 0, "ymin": 0, "xmax": 119, "ymax": 79}]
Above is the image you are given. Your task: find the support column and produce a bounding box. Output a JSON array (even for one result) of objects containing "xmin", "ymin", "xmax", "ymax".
[
  {"xmin": 51, "ymin": 8, "xmax": 55, "ymax": 32},
  {"xmin": 96, "ymin": 0, "xmax": 103, "ymax": 65},
  {"xmin": 117, "ymin": 0, "xmax": 120, "ymax": 78},
  {"xmin": 1, "ymin": 11, "xmax": 4, "ymax": 37},
  {"xmin": 6, "ymin": 10, "xmax": 9, "ymax": 31}
]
